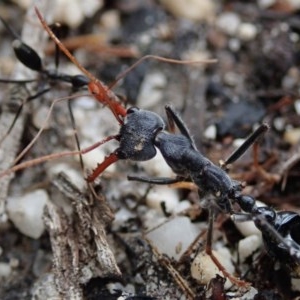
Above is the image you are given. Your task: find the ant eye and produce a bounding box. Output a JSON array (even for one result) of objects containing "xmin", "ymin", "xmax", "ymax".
[{"xmin": 127, "ymin": 107, "xmax": 139, "ymax": 114}]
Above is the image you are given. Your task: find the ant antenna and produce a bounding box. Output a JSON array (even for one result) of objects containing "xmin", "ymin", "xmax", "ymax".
[
  {"xmin": 35, "ymin": 7, "xmax": 217, "ymax": 125},
  {"xmin": 221, "ymin": 123, "xmax": 270, "ymax": 169}
]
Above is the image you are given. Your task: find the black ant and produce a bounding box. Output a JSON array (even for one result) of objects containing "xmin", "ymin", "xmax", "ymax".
[
  {"xmin": 0, "ymin": 15, "xmax": 89, "ymax": 146},
  {"xmin": 233, "ymin": 195, "xmax": 300, "ymax": 268},
  {"xmin": 2, "ymin": 8, "xmax": 300, "ymax": 288}
]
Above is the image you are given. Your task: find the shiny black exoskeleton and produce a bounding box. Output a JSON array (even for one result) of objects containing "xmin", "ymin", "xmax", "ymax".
[
  {"xmin": 0, "ymin": 16, "xmax": 89, "ymax": 90},
  {"xmin": 117, "ymin": 107, "xmax": 165, "ymax": 161},
  {"xmin": 127, "ymin": 105, "xmax": 244, "ymax": 212},
  {"xmin": 0, "ymin": 16, "xmax": 89, "ymax": 142},
  {"xmin": 235, "ymin": 194, "xmax": 300, "ymax": 265},
  {"xmin": 118, "ymin": 105, "xmax": 300, "ymax": 265},
  {"xmin": 8, "ymin": 33, "xmax": 89, "ymax": 91}
]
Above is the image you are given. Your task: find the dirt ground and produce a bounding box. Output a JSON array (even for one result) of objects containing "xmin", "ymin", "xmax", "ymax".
[{"xmin": 1, "ymin": 0, "xmax": 300, "ymax": 299}]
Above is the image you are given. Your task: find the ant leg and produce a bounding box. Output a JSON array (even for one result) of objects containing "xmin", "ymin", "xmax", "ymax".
[
  {"xmin": 205, "ymin": 207, "xmax": 249, "ymax": 287},
  {"xmin": 231, "ymin": 212, "xmax": 252, "ymax": 222},
  {"xmin": 0, "ymin": 134, "xmax": 119, "ymax": 179},
  {"xmin": 164, "ymin": 105, "xmax": 197, "ymax": 150},
  {"xmin": 128, "ymin": 175, "xmax": 198, "ymax": 191},
  {"xmin": 221, "ymin": 123, "xmax": 269, "ymax": 169},
  {"xmin": 0, "ymin": 79, "xmax": 36, "ymax": 84},
  {"xmin": 0, "ymin": 87, "xmax": 50, "ymax": 146},
  {"xmin": 67, "ymin": 98, "xmax": 85, "ymax": 171},
  {"xmin": 127, "ymin": 175, "xmax": 183, "ymax": 185}
]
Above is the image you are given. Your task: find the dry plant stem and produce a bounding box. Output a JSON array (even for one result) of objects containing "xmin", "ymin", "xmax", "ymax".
[
  {"xmin": 44, "ymin": 173, "xmax": 121, "ymax": 298},
  {"xmin": 178, "ymin": 229, "xmax": 207, "ymax": 264},
  {"xmin": 0, "ymin": 0, "xmax": 53, "ymax": 222},
  {"xmin": 281, "ymin": 143, "xmax": 300, "ymax": 190},
  {"xmin": 45, "ymin": 34, "xmax": 140, "ymax": 58},
  {"xmin": 206, "ymin": 210, "xmax": 250, "ymax": 288},
  {"xmin": 146, "ymin": 238, "xmax": 196, "ymax": 300}
]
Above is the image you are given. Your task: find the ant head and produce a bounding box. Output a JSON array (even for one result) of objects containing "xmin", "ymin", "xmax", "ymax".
[
  {"xmin": 117, "ymin": 107, "xmax": 165, "ymax": 161},
  {"xmin": 237, "ymin": 195, "xmax": 256, "ymax": 213},
  {"xmin": 71, "ymin": 75, "xmax": 89, "ymax": 88}
]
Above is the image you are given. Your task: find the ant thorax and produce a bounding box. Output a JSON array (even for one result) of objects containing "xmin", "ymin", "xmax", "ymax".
[{"xmin": 154, "ymin": 131, "xmax": 201, "ymax": 176}]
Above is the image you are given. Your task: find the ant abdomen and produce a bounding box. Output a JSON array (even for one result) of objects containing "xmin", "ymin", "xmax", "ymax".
[{"xmin": 12, "ymin": 39, "xmax": 43, "ymax": 72}]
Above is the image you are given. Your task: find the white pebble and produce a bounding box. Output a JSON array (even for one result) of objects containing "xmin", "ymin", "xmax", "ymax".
[
  {"xmin": 191, "ymin": 248, "xmax": 235, "ymax": 289},
  {"xmin": 101, "ymin": 10, "xmax": 120, "ymax": 30},
  {"xmin": 173, "ymin": 200, "xmax": 191, "ymax": 214},
  {"xmin": 31, "ymin": 273, "xmax": 60, "ymax": 299},
  {"xmin": 224, "ymin": 71, "xmax": 241, "ymax": 86},
  {"xmin": 216, "ymin": 12, "xmax": 241, "ymax": 36},
  {"xmin": 146, "ymin": 186, "xmax": 179, "ymax": 213},
  {"xmin": 257, "ymin": 0, "xmax": 276, "ymax": 9},
  {"xmin": 233, "ymin": 138, "xmax": 246, "ymax": 149},
  {"xmin": 159, "ymin": 0, "xmax": 216, "ymax": 22},
  {"xmin": 294, "ymin": 99, "xmax": 300, "ymax": 115},
  {"xmin": 137, "ymin": 72, "xmax": 167, "ymax": 109},
  {"xmin": 273, "ymin": 117, "xmax": 285, "ymax": 131},
  {"xmin": 7, "ymin": 189, "xmax": 49, "ymax": 239},
  {"xmin": 0, "ymin": 149, "xmax": 4, "ymax": 163},
  {"xmin": 10, "ymin": 258, "xmax": 19, "ymax": 269},
  {"xmin": 233, "ymin": 200, "xmax": 266, "ymax": 237},
  {"xmin": 74, "ymin": 96, "xmax": 97, "ymax": 110},
  {"xmin": 54, "ymin": 0, "xmax": 83, "ymax": 28},
  {"xmin": 32, "ymin": 105, "xmax": 51, "ymax": 130},
  {"xmin": 238, "ymin": 23, "xmax": 258, "ymax": 41},
  {"xmin": 54, "ymin": 0, "xmax": 103, "ymax": 28},
  {"xmin": 81, "ymin": 0, "xmax": 104, "ymax": 18},
  {"xmin": 286, "ymin": 0, "xmax": 300, "ymax": 9},
  {"xmin": 11, "ymin": 0, "xmax": 31, "ymax": 9},
  {"xmin": 284, "ymin": 128, "xmax": 300, "ymax": 145},
  {"xmin": 239, "ymin": 287, "xmax": 259, "ymax": 299},
  {"xmin": 0, "ymin": 262, "xmax": 12, "ymax": 278},
  {"xmin": 114, "ymin": 208, "xmax": 135, "ymax": 226},
  {"xmin": 238, "ymin": 235, "xmax": 262, "ymax": 263},
  {"xmin": 228, "ymin": 38, "xmax": 241, "ymax": 52},
  {"xmin": 79, "ymin": 145, "xmax": 116, "ymax": 174},
  {"xmin": 146, "ymin": 216, "xmax": 201, "ymax": 260},
  {"xmin": 235, "ymin": 219, "xmax": 262, "ymax": 238},
  {"xmin": 47, "ymin": 162, "xmax": 86, "ymax": 191},
  {"xmin": 291, "ymin": 277, "xmax": 300, "ymax": 292},
  {"xmin": 204, "ymin": 125, "xmax": 216, "ymax": 140},
  {"xmin": 138, "ymin": 151, "xmax": 173, "ymax": 178}
]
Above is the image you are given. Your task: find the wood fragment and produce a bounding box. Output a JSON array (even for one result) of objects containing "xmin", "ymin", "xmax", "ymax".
[
  {"xmin": 43, "ymin": 173, "xmax": 120, "ymax": 298},
  {"xmin": 146, "ymin": 238, "xmax": 196, "ymax": 300}
]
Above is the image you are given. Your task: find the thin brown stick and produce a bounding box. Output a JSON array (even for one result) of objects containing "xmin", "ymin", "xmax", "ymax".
[{"xmin": 12, "ymin": 93, "xmax": 89, "ymax": 165}]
